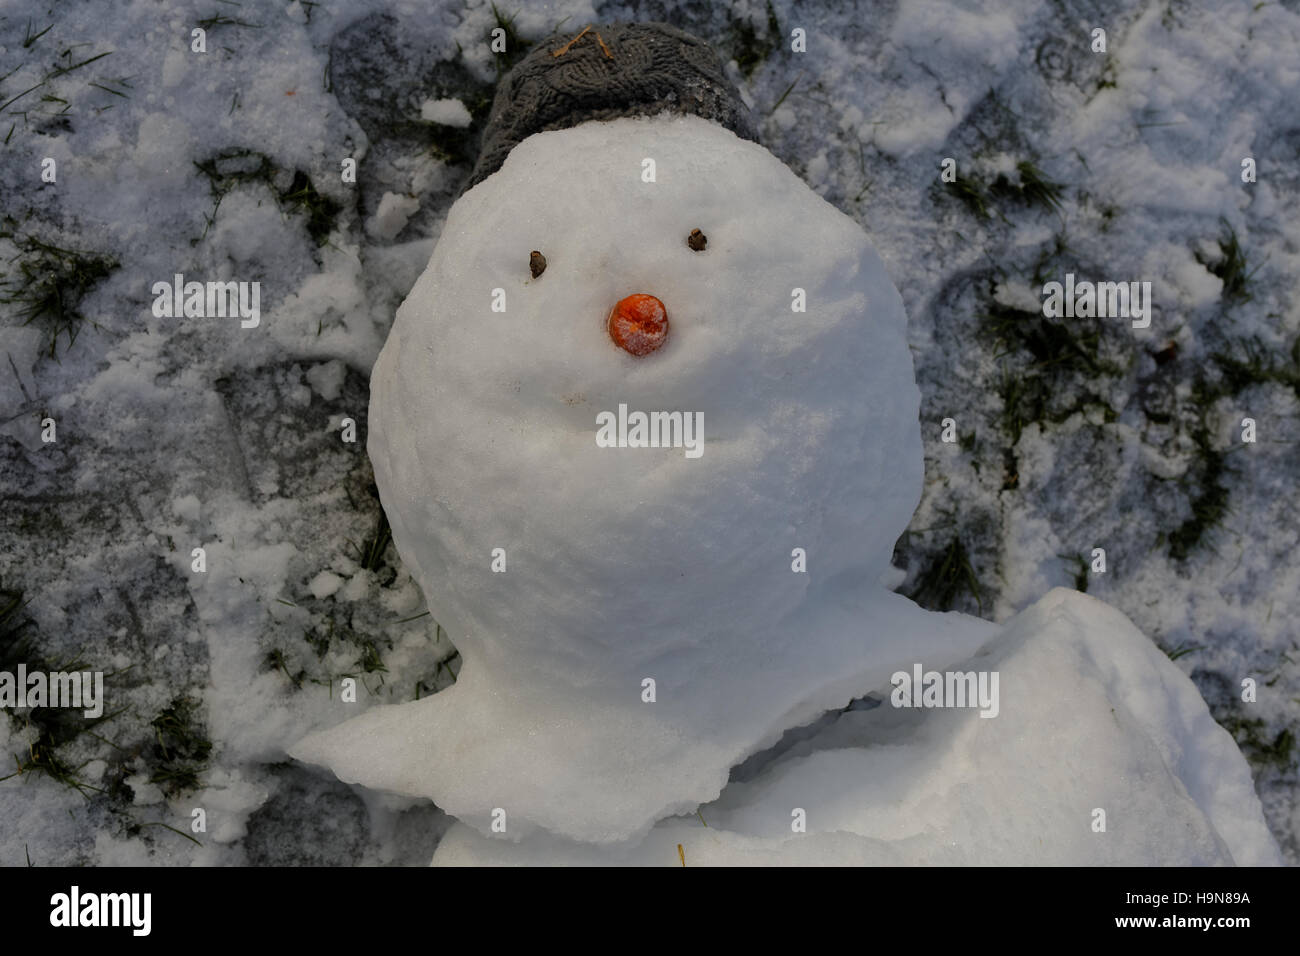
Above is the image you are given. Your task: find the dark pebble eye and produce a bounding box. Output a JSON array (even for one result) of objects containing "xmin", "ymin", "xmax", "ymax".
[
  {"xmin": 686, "ymin": 228, "xmax": 707, "ymax": 252},
  {"xmin": 530, "ymin": 250, "xmax": 547, "ymax": 278}
]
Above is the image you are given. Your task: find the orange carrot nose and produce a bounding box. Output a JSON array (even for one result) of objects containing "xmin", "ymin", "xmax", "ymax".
[{"xmin": 608, "ymin": 293, "xmax": 669, "ymax": 356}]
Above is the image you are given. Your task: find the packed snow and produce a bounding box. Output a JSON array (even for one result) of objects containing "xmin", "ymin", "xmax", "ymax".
[
  {"xmin": 420, "ymin": 97, "xmax": 473, "ymax": 127},
  {"xmin": 433, "ymin": 589, "xmax": 1280, "ymax": 865},
  {"xmin": 365, "ymin": 191, "xmax": 422, "ymax": 240}
]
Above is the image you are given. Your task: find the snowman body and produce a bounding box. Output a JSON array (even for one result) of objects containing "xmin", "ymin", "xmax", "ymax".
[
  {"xmin": 291, "ymin": 112, "xmax": 996, "ymax": 842},
  {"xmin": 430, "ymin": 588, "xmax": 1282, "ymax": 866}
]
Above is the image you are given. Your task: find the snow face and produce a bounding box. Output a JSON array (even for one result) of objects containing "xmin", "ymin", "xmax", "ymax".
[
  {"xmin": 291, "ymin": 113, "xmax": 958, "ymax": 843},
  {"xmin": 431, "ymin": 589, "xmax": 1282, "ymax": 866}
]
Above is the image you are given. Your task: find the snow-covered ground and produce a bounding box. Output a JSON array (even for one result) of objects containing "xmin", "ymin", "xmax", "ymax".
[{"xmin": 0, "ymin": 0, "xmax": 1296, "ymax": 865}]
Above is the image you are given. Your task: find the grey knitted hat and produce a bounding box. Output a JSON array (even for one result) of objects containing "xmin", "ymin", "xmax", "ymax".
[{"xmin": 464, "ymin": 21, "xmax": 760, "ymax": 192}]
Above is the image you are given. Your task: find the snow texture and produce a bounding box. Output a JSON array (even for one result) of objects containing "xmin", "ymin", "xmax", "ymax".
[
  {"xmin": 366, "ymin": 191, "xmax": 422, "ymax": 240},
  {"xmin": 433, "ymin": 589, "xmax": 1281, "ymax": 865},
  {"xmin": 420, "ymin": 97, "xmax": 473, "ymax": 127}
]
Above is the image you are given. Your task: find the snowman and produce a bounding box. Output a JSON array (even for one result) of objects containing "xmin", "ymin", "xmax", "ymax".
[{"xmin": 292, "ymin": 23, "xmax": 1279, "ymax": 864}]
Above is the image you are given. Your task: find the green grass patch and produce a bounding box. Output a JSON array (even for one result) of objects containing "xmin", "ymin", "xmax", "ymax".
[
  {"xmin": 1198, "ymin": 220, "xmax": 1262, "ymax": 303},
  {"xmin": 1161, "ymin": 352, "xmax": 1283, "ymax": 562},
  {"xmin": 193, "ymin": 149, "xmax": 341, "ymax": 247},
  {"xmin": 1166, "ymin": 437, "xmax": 1230, "ymax": 562},
  {"xmin": 1217, "ymin": 714, "xmax": 1296, "ymax": 770},
  {"xmin": 425, "ymin": 119, "xmax": 477, "ymax": 167},
  {"xmin": 0, "ymin": 583, "xmax": 118, "ymax": 797},
  {"xmin": 0, "ymin": 585, "xmax": 214, "ymax": 812},
  {"xmin": 993, "ymin": 161, "xmax": 1064, "ymax": 213},
  {"xmin": 0, "ymin": 224, "xmax": 119, "ymax": 357},
  {"xmin": 267, "ymin": 610, "xmax": 396, "ymax": 694},
  {"xmin": 984, "ymin": 300, "xmax": 1106, "ymax": 375},
  {"xmin": 488, "ymin": 4, "xmax": 532, "ymax": 78},
  {"xmin": 304, "ymin": 613, "xmax": 334, "ymax": 659},
  {"xmin": 1160, "ymin": 330, "xmax": 1300, "ymax": 563},
  {"xmin": 950, "ymin": 174, "xmax": 990, "ymax": 219},
  {"xmin": 47, "ymin": 49, "xmax": 113, "ymax": 80},
  {"xmin": 265, "ymin": 647, "xmax": 304, "ymax": 689},
  {"xmin": 196, "ymin": 13, "xmax": 262, "ymax": 31},
  {"xmin": 0, "ymin": 585, "xmax": 36, "ymax": 670},
  {"xmin": 463, "ymin": 85, "xmax": 495, "ymax": 125},
  {"xmin": 346, "ymin": 505, "xmax": 392, "ymax": 574},
  {"xmin": 1204, "ymin": 334, "xmax": 1300, "ymax": 402},
  {"xmin": 988, "ymin": 298, "xmax": 1114, "ymax": 404},
  {"xmin": 982, "ymin": 287, "xmax": 1122, "ymax": 490},
  {"xmin": 278, "ymin": 170, "xmax": 341, "ymax": 247},
  {"xmin": 996, "ymin": 363, "xmax": 1034, "ymax": 449},
  {"xmin": 942, "ymin": 160, "xmax": 1065, "ymax": 220},
  {"xmin": 1094, "ymin": 62, "xmax": 1118, "ymax": 92},
  {"xmin": 352, "ymin": 635, "xmax": 388, "ymax": 675},
  {"xmin": 1059, "ymin": 553, "xmax": 1089, "ymax": 593},
  {"xmin": 1162, "ymin": 375, "xmax": 1232, "ymax": 561},
  {"xmin": 192, "ymin": 148, "xmax": 277, "ymax": 189},
  {"xmin": 1, "ymin": 716, "xmax": 102, "ymax": 796},
  {"xmin": 22, "ymin": 20, "xmax": 54, "ymax": 49},
  {"xmin": 0, "ymin": 38, "xmax": 118, "ymax": 141},
  {"xmin": 906, "ymin": 535, "xmax": 984, "ymax": 615},
  {"xmin": 728, "ymin": 1, "xmax": 780, "ymax": 78}
]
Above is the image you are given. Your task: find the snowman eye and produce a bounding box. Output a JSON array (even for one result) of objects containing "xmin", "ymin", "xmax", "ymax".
[
  {"xmin": 686, "ymin": 228, "xmax": 707, "ymax": 252},
  {"xmin": 529, "ymin": 250, "xmax": 547, "ymax": 278}
]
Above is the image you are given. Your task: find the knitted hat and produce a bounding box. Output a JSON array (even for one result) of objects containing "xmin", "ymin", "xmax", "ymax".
[{"xmin": 464, "ymin": 21, "xmax": 759, "ymax": 191}]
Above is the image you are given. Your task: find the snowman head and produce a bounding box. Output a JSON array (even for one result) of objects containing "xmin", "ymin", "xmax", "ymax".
[{"xmin": 368, "ymin": 113, "xmax": 923, "ymax": 689}]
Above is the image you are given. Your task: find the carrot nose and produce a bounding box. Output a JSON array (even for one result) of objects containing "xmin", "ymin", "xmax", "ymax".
[{"xmin": 608, "ymin": 293, "xmax": 669, "ymax": 356}]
